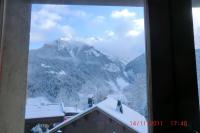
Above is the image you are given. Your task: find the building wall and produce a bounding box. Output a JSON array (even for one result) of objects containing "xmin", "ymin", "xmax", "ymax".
[
  {"xmin": 62, "ymin": 110, "xmax": 137, "ymax": 133},
  {"xmin": 25, "ymin": 116, "xmax": 64, "ymax": 133}
]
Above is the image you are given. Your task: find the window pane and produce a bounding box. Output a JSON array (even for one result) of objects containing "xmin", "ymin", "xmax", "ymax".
[
  {"xmin": 192, "ymin": 7, "xmax": 200, "ymax": 106},
  {"xmin": 26, "ymin": 4, "xmax": 148, "ymax": 133}
]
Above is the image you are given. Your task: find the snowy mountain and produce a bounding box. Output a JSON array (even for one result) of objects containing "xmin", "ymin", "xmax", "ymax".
[
  {"xmin": 124, "ymin": 54, "xmax": 147, "ymax": 115},
  {"xmin": 125, "ymin": 54, "xmax": 146, "ymax": 83},
  {"xmin": 28, "ymin": 39, "xmax": 147, "ymax": 115}
]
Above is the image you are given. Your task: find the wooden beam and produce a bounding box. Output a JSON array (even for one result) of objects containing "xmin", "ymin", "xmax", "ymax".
[
  {"xmin": 170, "ymin": 0, "xmax": 200, "ymax": 132},
  {"xmin": 0, "ymin": 0, "xmax": 3, "ymax": 42},
  {"xmin": 0, "ymin": 0, "xmax": 31, "ymax": 132},
  {"xmin": 145, "ymin": 0, "xmax": 175, "ymax": 132},
  {"xmin": 30, "ymin": 0, "xmax": 200, "ymax": 7},
  {"xmin": 145, "ymin": 0, "xmax": 200, "ymax": 132},
  {"xmin": 0, "ymin": 0, "xmax": 5, "ymax": 67},
  {"xmin": 30, "ymin": 0, "xmax": 143, "ymax": 6}
]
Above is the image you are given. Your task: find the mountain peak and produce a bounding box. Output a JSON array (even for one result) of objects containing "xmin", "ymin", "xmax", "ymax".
[
  {"xmin": 41, "ymin": 38, "xmax": 91, "ymax": 50},
  {"xmin": 53, "ymin": 39, "xmax": 88, "ymax": 51}
]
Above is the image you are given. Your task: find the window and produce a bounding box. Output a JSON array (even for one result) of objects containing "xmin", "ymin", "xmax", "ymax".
[
  {"xmin": 1, "ymin": 1, "xmax": 199, "ymax": 133},
  {"xmin": 25, "ymin": 4, "xmax": 148, "ymax": 133},
  {"xmin": 192, "ymin": 7, "xmax": 200, "ymax": 106}
]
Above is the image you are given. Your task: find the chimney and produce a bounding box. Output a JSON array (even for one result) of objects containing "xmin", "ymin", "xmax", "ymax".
[
  {"xmin": 88, "ymin": 95, "xmax": 94, "ymax": 108},
  {"xmin": 116, "ymin": 100, "xmax": 123, "ymax": 113}
]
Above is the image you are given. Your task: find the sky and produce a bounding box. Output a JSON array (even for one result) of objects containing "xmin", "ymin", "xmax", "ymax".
[
  {"xmin": 30, "ymin": 5, "xmax": 200, "ymax": 62},
  {"xmin": 192, "ymin": 8, "xmax": 200, "ymax": 49},
  {"xmin": 30, "ymin": 4, "xmax": 145, "ymax": 62}
]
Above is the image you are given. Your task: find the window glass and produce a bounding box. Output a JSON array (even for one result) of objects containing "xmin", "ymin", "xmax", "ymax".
[
  {"xmin": 192, "ymin": 7, "xmax": 200, "ymax": 106},
  {"xmin": 26, "ymin": 4, "xmax": 147, "ymax": 133}
]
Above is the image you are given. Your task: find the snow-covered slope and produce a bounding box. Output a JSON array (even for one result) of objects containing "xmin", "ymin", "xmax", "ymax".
[
  {"xmin": 28, "ymin": 39, "xmax": 147, "ymax": 116},
  {"xmin": 124, "ymin": 54, "xmax": 147, "ymax": 116}
]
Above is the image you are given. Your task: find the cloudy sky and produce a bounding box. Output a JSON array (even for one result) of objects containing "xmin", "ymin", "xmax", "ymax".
[
  {"xmin": 30, "ymin": 5, "xmax": 200, "ymax": 62},
  {"xmin": 30, "ymin": 5, "xmax": 145, "ymax": 62}
]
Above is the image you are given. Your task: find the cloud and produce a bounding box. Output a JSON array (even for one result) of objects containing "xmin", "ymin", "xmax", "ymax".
[
  {"xmin": 94, "ymin": 33, "xmax": 145, "ymax": 62},
  {"xmin": 35, "ymin": 5, "xmax": 87, "ymax": 18},
  {"xmin": 125, "ymin": 18, "xmax": 144, "ymax": 37},
  {"xmin": 59, "ymin": 25, "xmax": 75, "ymax": 41},
  {"xmin": 111, "ymin": 9, "xmax": 136, "ymax": 19},
  {"xmin": 30, "ymin": 32, "xmax": 44, "ymax": 42},
  {"xmin": 31, "ymin": 5, "xmax": 88, "ymax": 30},
  {"xmin": 93, "ymin": 16, "xmax": 106, "ymax": 23},
  {"xmin": 66, "ymin": 36, "xmax": 104, "ymax": 46},
  {"xmin": 82, "ymin": 37, "xmax": 104, "ymax": 45},
  {"xmin": 192, "ymin": 8, "xmax": 200, "ymax": 49},
  {"xmin": 30, "ymin": 5, "xmax": 82, "ymax": 47},
  {"xmin": 40, "ymin": 5, "xmax": 69, "ymax": 15},
  {"xmin": 105, "ymin": 30, "xmax": 115, "ymax": 37},
  {"xmin": 31, "ymin": 6, "xmax": 62, "ymax": 30},
  {"xmin": 133, "ymin": 18, "xmax": 144, "ymax": 30},
  {"xmin": 126, "ymin": 30, "xmax": 141, "ymax": 37}
]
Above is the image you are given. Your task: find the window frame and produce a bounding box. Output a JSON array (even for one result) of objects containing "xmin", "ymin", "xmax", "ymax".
[{"xmin": 0, "ymin": 0, "xmax": 199, "ymax": 133}]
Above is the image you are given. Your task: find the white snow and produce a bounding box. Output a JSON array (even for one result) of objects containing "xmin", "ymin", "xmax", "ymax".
[
  {"xmin": 61, "ymin": 102, "xmax": 82, "ymax": 114},
  {"xmin": 107, "ymin": 94, "xmax": 128, "ymax": 103},
  {"xmin": 49, "ymin": 97, "xmax": 147, "ymax": 133},
  {"xmin": 108, "ymin": 81, "xmax": 118, "ymax": 91},
  {"xmin": 26, "ymin": 97, "xmax": 51, "ymax": 105},
  {"xmin": 103, "ymin": 63, "xmax": 120, "ymax": 72},
  {"xmin": 97, "ymin": 97, "xmax": 148, "ymax": 133},
  {"xmin": 84, "ymin": 49, "xmax": 100, "ymax": 57},
  {"xmin": 63, "ymin": 107, "xmax": 82, "ymax": 113},
  {"xmin": 47, "ymin": 70, "xmax": 66, "ymax": 75},
  {"xmin": 123, "ymin": 71, "xmax": 129, "ymax": 78},
  {"xmin": 58, "ymin": 70, "xmax": 66, "ymax": 75},
  {"xmin": 47, "ymin": 70, "xmax": 57, "ymax": 74},
  {"xmin": 57, "ymin": 39, "xmax": 68, "ymax": 50},
  {"xmin": 41, "ymin": 63, "xmax": 51, "ymax": 68},
  {"xmin": 69, "ymin": 49, "xmax": 75, "ymax": 58},
  {"xmin": 116, "ymin": 77, "xmax": 129, "ymax": 89},
  {"xmin": 87, "ymin": 94, "xmax": 94, "ymax": 98},
  {"xmin": 31, "ymin": 124, "xmax": 49, "ymax": 133},
  {"xmin": 25, "ymin": 97, "xmax": 64, "ymax": 119}
]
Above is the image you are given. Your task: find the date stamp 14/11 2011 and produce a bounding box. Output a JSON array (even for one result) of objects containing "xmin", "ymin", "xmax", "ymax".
[{"xmin": 130, "ymin": 120, "xmax": 188, "ymax": 127}]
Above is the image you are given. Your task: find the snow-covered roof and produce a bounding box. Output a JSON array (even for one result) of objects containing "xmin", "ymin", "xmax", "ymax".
[
  {"xmin": 26, "ymin": 97, "xmax": 80, "ymax": 119},
  {"xmin": 60, "ymin": 102, "xmax": 82, "ymax": 114},
  {"xmin": 97, "ymin": 97, "xmax": 148, "ymax": 133},
  {"xmin": 25, "ymin": 97, "xmax": 65, "ymax": 119},
  {"xmin": 25, "ymin": 103, "xmax": 65, "ymax": 119},
  {"xmin": 49, "ymin": 97, "xmax": 148, "ymax": 133},
  {"xmin": 63, "ymin": 107, "xmax": 82, "ymax": 114}
]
